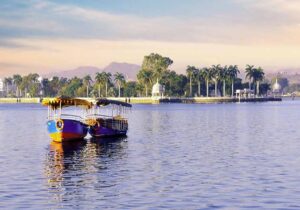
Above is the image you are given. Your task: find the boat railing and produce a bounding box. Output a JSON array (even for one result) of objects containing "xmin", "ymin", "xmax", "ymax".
[
  {"xmin": 84, "ymin": 114, "xmax": 128, "ymax": 120},
  {"xmin": 84, "ymin": 113, "xmax": 128, "ymax": 130},
  {"xmin": 48, "ymin": 114, "xmax": 84, "ymax": 122}
]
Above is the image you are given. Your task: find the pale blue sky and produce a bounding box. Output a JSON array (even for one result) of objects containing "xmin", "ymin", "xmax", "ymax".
[
  {"xmin": 48, "ymin": 0, "xmax": 236, "ymax": 17},
  {"xmin": 0, "ymin": 0, "xmax": 291, "ymax": 41},
  {"xmin": 0, "ymin": 0, "xmax": 300, "ymax": 76}
]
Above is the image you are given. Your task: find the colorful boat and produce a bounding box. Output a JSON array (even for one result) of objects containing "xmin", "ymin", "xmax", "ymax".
[
  {"xmin": 84, "ymin": 98, "xmax": 132, "ymax": 138},
  {"xmin": 42, "ymin": 97, "xmax": 93, "ymax": 142}
]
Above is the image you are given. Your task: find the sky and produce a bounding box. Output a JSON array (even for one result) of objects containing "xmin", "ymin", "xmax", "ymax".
[{"xmin": 1, "ymin": 0, "xmax": 300, "ymax": 77}]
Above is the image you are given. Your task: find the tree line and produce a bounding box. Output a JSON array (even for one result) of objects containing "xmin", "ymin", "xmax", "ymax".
[
  {"xmin": 1, "ymin": 53, "xmax": 271, "ymax": 98},
  {"xmin": 137, "ymin": 53, "xmax": 268, "ymax": 97}
]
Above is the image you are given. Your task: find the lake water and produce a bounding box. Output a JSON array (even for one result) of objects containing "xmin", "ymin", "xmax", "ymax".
[{"xmin": 1, "ymin": 99, "xmax": 300, "ymax": 209}]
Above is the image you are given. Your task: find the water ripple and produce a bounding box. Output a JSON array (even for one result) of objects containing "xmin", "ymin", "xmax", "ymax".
[{"xmin": 1, "ymin": 100, "xmax": 300, "ymax": 209}]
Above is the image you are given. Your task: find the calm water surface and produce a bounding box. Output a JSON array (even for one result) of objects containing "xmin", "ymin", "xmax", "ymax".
[{"xmin": 1, "ymin": 99, "xmax": 300, "ymax": 209}]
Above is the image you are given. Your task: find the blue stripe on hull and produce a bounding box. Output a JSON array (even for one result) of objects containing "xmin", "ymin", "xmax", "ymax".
[{"xmin": 47, "ymin": 119, "xmax": 88, "ymax": 141}]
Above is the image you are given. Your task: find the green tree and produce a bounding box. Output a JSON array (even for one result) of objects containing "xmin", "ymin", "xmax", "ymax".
[
  {"xmin": 83, "ymin": 75, "xmax": 92, "ymax": 97},
  {"xmin": 60, "ymin": 77, "xmax": 83, "ymax": 97},
  {"xmin": 114, "ymin": 72, "xmax": 125, "ymax": 97},
  {"xmin": 50, "ymin": 77, "xmax": 66, "ymax": 96},
  {"xmin": 4, "ymin": 77, "xmax": 12, "ymax": 96},
  {"xmin": 253, "ymin": 67, "xmax": 265, "ymax": 96},
  {"xmin": 28, "ymin": 83, "xmax": 40, "ymax": 97},
  {"xmin": 13, "ymin": 74, "xmax": 22, "ymax": 97},
  {"xmin": 220, "ymin": 66, "xmax": 228, "ymax": 97},
  {"xmin": 202, "ymin": 67, "xmax": 214, "ymax": 97},
  {"xmin": 194, "ymin": 68, "xmax": 205, "ymax": 97},
  {"xmin": 141, "ymin": 53, "xmax": 173, "ymax": 81},
  {"xmin": 211, "ymin": 65, "xmax": 222, "ymax": 97},
  {"xmin": 137, "ymin": 69, "xmax": 153, "ymax": 97},
  {"xmin": 123, "ymin": 81, "xmax": 138, "ymax": 97},
  {"xmin": 161, "ymin": 70, "xmax": 179, "ymax": 96},
  {"xmin": 245, "ymin": 64, "xmax": 255, "ymax": 90},
  {"xmin": 174, "ymin": 74, "xmax": 188, "ymax": 96},
  {"xmin": 162, "ymin": 72, "xmax": 187, "ymax": 96},
  {"xmin": 186, "ymin": 65, "xmax": 198, "ymax": 97},
  {"xmin": 135, "ymin": 83, "xmax": 144, "ymax": 97},
  {"xmin": 227, "ymin": 65, "xmax": 240, "ymax": 97},
  {"xmin": 258, "ymin": 82, "xmax": 270, "ymax": 96},
  {"xmin": 42, "ymin": 78, "xmax": 51, "ymax": 97},
  {"xmin": 95, "ymin": 72, "xmax": 106, "ymax": 97},
  {"xmin": 19, "ymin": 74, "xmax": 40, "ymax": 97},
  {"xmin": 103, "ymin": 72, "xmax": 112, "ymax": 97}
]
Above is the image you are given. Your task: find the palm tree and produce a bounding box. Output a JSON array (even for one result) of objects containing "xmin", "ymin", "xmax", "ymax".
[
  {"xmin": 137, "ymin": 69, "xmax": 153, "ymax": 97},
  {"xmin": 227, "ymin": 65, "xmax": 240, "ymax": 97},
  {"xmin": 162, "ymin": 70, "xmax": 176, "ymax": 95},
  {"xmin": 20, "ymin": 76, "xmax": 29, "ymax": 97},
  {"xmin": 95, "ymin": 72, "xmax": 105, "ymax": 97},
  {"xmin": 114, "ymin": 72, "xmax": 125, "ymax": 97},
  {"xmin": 186, "ymin": 65, "xmax": 197, "ymax": 97},
  {"xmin": 4, "ymin": 77, "xmax": 12, "ymax": 96},
  {"xmin": 254, "ymin": 67, "xmax": 265, "ymax": 96},
  {"xmin": 102, "ymin": 72, "xmax": 112, "ymax": 97},
  {"xmin": 202, "ymin": 67, "xmax": 214, "ymax": 97},
  {"xmin": 220, "ymin": 66, "xmax": 228, "ymax": 97},
  {"xmin": 83, "ymin": 75, "xmax": 92, "ymax": 97},
  {"xmin": 12, "ymin": 75, "xmax": 22, "ymax": 97},
  {"xmin": 211, "ymin": 65, "xmax": 222, "ymax": 97},
  {"xmin": 195, "ymin": 68, "xmax": 205, "ymax": 97},
  {"xmin": 245, "ymin": 64, "xmax": 255, "ymax": 90}
]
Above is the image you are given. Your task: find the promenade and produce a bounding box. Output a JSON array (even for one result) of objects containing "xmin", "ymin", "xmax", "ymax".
[{"xmin": 0, "ymin": 97, "xmax": 282, "ymax": 104}]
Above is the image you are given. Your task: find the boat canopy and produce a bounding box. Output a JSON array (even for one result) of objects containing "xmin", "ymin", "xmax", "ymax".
[
  {"xmin": 42, "ymin": 97, "xmax": 93, "ymax": 109},
  {"xmin": 95, "ymin": 98, "xmax": 132, "ymax": 108}
]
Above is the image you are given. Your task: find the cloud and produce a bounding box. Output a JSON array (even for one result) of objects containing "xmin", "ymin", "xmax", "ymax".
[
  {"xmin": 0, "ymin": 40, "xmax": 30, "ymax": 49},
  {"xmin": 1, "ymin": 0, "xmax": 300, "ymax": 77},
  {"xmin": 1, "ymin": 0, "xmax": 300, "ymax": 45},
  {"xmin": 1, "ymin": 38, "xmax": 300, "ymax": 77},
  {"xmin": 236, "ymin": 0, "xmax": 300, "ymax": 22},
  {"xmin": 239, "ymin": 0, "xmax": 300, "ymax": 12}
]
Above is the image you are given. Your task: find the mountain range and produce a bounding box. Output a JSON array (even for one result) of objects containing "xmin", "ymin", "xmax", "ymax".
[
  {"xmin": 43, "ymin": 62, "xmax": 140, "ymax": 81},
  {"xmin": 265, "ymin": 72, "xmax": 300, "ymax": 84},
  {"xmin": 43, "ymin": 63, "xmax": 300, "ymax": 84}
]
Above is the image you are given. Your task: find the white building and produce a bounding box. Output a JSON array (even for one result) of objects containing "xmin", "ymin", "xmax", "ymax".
[
  {"xmin": 235, "ymin": 88, "xmax": 255, "ymax": 98},
  {"xmin": 38, "ymin": 76, "xmax": 43, "ymax": 84},
  {"xmin": 152, "ymin": 79, "xmax": 165, "ymax": 98},
  {"xmin": 0, "ymin": 78, "xmax": 3, "ymax": 92},
  {"xmin": 272, "ymin": 78, "xmax": 282, "ymax": 97},
  {"xmin": 0, "ymin": 78, "xmax": 3, "ymax": 97},
  {"xmin": 272, "ymin": 78, "xmax": 281, "ymax": 93}
]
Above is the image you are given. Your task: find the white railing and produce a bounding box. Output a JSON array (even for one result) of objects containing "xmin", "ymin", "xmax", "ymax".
[
  {"xmin": 48, "ymin": 114, "xmax": 84, "ymax": 122},
  {"xmin": 84, "ymin": 114, "xmax": 128, "ymax": 131},
  {"xmin": 84, "ymin": 114, "xmax": 128, "ymax": 120}
]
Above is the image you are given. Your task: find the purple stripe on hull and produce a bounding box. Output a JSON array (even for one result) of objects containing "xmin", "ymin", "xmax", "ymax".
[
  {"xmin": 89, "ymin": 126, "xmax": 127, "ymax": 137},
  {"xmin": 47, "ymin": 119, "xmax": 88, "ymax": 141}
]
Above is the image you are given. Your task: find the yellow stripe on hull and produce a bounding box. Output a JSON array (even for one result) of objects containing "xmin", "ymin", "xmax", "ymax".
[{"xmin": 50, "ymin": 132, "xmax": 85, "ymax": 143}]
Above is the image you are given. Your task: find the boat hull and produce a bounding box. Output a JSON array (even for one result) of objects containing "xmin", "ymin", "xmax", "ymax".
[
  {"xmin": 47, "ymin": 119, "xmax": 88, "ymax": 142},
  {"xmin": 88, "ymin": 117, "xmax": 128, "ymax": 138},
  {"xmin": 89, "ymin": 125, "xmax": 127, "ymax": 137}
]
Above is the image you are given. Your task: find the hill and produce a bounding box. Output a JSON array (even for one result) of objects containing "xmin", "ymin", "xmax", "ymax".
[
  {"xmin": 43, "ymin": 62, "xmax": 140, "ymax": 80},
  {"xmin": 265, "ymin": 71, "xmax": 300, "ymax": 84}
]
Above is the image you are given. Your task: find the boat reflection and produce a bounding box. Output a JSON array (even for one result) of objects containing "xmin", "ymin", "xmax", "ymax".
[{"xmin": 44, "ymin": 136, "xmax": 128, "ymax": 204}]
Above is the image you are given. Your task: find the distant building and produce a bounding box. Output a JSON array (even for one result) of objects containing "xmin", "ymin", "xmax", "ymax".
[
  {"xmin": 0, "ymin": 78, "xmax": 3, "ymax": 92},
  {"xmin": 235, "ymin": 89, "xmax": 254, "ymax": 98},
  {"xmin": 272, "ymin": 78, "xmax": 281, "ymax": 93},
  {"xmin": 38, "ymin": 76, "xmax": 43, "ymax": 84},
  {"xmin": 272, "ymin": 78, "xmax": 281, "ymax": 97},
  {"xmin": 0, "ymin": 78, "xmax": 3, "ymax": 97},
  {"xmin": 152, "ymin": 79, "xmax": 165, "ymax": 98}
]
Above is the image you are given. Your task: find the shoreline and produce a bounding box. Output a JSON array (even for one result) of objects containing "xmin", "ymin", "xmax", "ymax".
[{"xmin": 0, "ymin": 97, "xmax": 282, "ymax": 104}]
